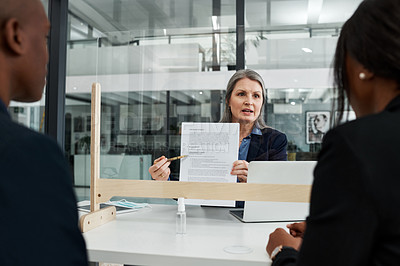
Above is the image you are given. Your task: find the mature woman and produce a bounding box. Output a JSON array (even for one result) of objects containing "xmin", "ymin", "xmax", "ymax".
[
  {"xmin": 266, "ymin": 0, "xmax": 400, "ymax": 264},
  {"xmin": 149, "ymin": 69, "xmax": 287, "ymax": 184}
]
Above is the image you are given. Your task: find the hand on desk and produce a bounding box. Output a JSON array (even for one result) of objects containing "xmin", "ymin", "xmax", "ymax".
[
  {"xmin": 231, "ymin": 160, "xmax": 249, "ymax": 183},
  {"xmin": 149, "ymin": 156, "xmax": 171, "ymax": 181},
  {"xmin": 287, "ymin": 221, "xmax": 306, "ymax": 238},
  {"xmin": 266, "ymin": 227, "xmax": 303, "ymax": 257},
  {"xmin": 266, "ymin": 221, "xmax": 306, "ymax": 257}
]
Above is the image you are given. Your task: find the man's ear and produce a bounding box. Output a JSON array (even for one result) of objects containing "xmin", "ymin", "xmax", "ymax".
[{"xmin": 3, "ymin": 18, "xmax": 25, "ymax": 55}]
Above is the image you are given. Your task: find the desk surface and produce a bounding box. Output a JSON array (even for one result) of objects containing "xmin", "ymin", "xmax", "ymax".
[{"xmin": 81, "ymin": 202, "xmax": 288, "ymax": 266}]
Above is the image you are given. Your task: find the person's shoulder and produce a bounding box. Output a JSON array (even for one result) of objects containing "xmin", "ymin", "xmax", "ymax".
[
  {"xmin": 323, "ymin": 110, "xmax": 400, "ymax": 158},
  {"xmin": 258, "ymin": 127, "xmax": 287, "ymax": 149},
  {"xmin": 0, "ymin": 116, "xmax": 62, "ymax": 156},
  {"xmin": 260, "ymin": 126, "xmax": 287, "ymax": 138},
  {"xmin": 329, "ymin": 110, "xmax": 397, "ymax": 140},
  {"xmin": 322, "ymin": 117, "xmax": 366, "ymax": 147}
]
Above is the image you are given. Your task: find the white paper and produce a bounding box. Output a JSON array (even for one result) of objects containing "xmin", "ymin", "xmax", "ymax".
[{"xmin": 179, "ymin": 122, "xmax": 239, "ymax": 206}]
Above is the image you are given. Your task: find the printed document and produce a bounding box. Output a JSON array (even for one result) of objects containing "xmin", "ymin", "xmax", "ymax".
[{"xmin": 179, "ymin": 122, "xmax": 239, "ymax": 206}]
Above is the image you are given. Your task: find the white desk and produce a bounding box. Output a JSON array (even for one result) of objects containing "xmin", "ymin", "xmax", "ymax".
[{"xmin": 82, "ymin": 203, "xmax": 287, "ymax": 266}]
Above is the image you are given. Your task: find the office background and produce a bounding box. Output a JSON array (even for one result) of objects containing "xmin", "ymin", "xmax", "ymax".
[{"xmin": 8, "ymin": 0, "xmax": 360, "ymax": 200}]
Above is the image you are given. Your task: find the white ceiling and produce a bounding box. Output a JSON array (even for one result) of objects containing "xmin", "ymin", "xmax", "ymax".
[
  {"xmin": 65, "ymin": 0, "xmax": 363, "ymax": 104},
  {"xmin": 246, "ymin": 0, "xmax": 361, "ymax": 27},
  {"xmin": 68, "ymin": 0, "xmax": 363, "ymax": 38}
]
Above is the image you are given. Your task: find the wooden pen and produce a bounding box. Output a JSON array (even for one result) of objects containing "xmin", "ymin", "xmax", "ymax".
[{"xmin": 167, "ymin": 155, "xmax": 188, "ymax": 162}]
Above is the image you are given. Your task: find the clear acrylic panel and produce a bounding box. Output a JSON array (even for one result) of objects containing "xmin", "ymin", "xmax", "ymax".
[{"xmin": 66, "ymin": 25, "xmax": 235, "ymax": 203}]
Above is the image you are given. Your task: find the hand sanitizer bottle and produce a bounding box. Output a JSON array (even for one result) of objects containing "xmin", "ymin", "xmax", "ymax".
[{"xmin": 176, "ymin": 197, "xmax": 186, "ymax": 234}]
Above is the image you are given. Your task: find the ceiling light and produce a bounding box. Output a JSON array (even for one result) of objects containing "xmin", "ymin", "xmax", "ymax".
[{"xmin": 302, "ymin": 48, "xmax": 313, "ymax": 53}]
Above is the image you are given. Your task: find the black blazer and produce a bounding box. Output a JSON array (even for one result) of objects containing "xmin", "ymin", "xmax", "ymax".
[
  {"xmin": 236, "ymin": 127, "xmax": 287, "ymax": 208},
  {"xmin": 246, "ymin": 127, "xmax": 288, "ymax": 162},
  {"xmin": 0, "ymin": 101, "xmax": 88, "ymax": 265},
  {"xmin": 274, "ymin": 95, "xmax": 400, "ymax": 265}
]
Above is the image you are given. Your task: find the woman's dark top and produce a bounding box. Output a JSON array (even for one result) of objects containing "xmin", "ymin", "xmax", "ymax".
[{"xmin": 273, "ymin": 95, "xmax": 400, "ymax": 266}]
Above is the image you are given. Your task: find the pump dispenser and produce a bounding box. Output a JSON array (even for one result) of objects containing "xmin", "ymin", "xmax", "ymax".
[{"xmin": 176, "ymin": 197, "xmax": 186, "ymax": 234}]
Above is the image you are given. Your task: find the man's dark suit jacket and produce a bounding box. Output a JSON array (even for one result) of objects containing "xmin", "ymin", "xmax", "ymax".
[
  {"xmin": 0, "ymin": 100, "xmax": 88, "ymax": 265},
  {"xmin": 273, "ymin": 95, "xmax": 400, "ymax": 265}
]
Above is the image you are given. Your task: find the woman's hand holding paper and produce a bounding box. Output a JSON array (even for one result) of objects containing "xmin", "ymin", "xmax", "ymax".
[{"xmin": 231, "ymin": 160, "xmax": 249, "ymax": 183}]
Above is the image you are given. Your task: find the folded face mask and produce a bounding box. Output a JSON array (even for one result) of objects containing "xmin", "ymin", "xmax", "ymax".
[{"xmin": 106, "ymin": 199, "xmax": 150, "ymax": 209}]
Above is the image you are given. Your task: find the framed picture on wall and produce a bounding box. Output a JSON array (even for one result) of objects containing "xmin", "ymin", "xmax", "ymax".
[{"xmin": 306, "ymin": 111, "xmax": 330, "ymax": 144}]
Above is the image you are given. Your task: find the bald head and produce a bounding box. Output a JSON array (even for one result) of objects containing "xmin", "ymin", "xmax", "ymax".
[
  {"xmin": 0, "ymin": 0, "xmax": 18, "ymax": 21},
  {"xmin": 0, "ymin": 0, "xmax": 49, "ymax": 106},
  {"xmin": 0, "ymin": 0, "xmax": 38, "ymax": 25}
]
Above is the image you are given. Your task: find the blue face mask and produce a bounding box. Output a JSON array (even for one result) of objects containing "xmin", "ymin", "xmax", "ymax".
[{"xmin": 107, "ymin": 199, "xmax": 150, "ymax": 209}]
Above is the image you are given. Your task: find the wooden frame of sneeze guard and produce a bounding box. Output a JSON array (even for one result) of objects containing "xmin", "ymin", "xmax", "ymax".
[{"xmin": 79, "ymin": 83, "xmax": 312, "ymax": 233}]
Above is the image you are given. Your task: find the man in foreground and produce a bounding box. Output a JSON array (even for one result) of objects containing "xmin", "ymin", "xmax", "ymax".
[{"xmin": 0, "ymin": 0, "xmax": 88, "ymax": 265}]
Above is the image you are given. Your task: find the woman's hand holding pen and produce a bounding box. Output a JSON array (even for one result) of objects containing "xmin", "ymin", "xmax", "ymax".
[
  {"xmin": 149, "ymin": 156, "xmax": 171, "ymax": 181},
  {"xmin": 231, "ymin": 160, "xmax": 249, "ymax": 183}
]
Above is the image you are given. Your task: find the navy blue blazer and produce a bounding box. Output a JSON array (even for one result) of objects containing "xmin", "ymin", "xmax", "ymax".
[
  {"xmin": 273, "ymin": 95, "xmax": 400, "ymax": 265},
  {"xmin": 246, "ymin": 127, "xmax": 288, "ymax": 162},
  {"xmin": 0, "ymin": 100, "xmax": 88, "ymax": 265},
  {"xmin": 236, "ymin": 127, "xmax": 287, "ymax": 208}
]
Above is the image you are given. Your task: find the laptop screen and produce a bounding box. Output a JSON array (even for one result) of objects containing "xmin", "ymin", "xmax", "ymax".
[{"xmin": 231, "ymin": 161, "xmax": 316, "ymax": 223}]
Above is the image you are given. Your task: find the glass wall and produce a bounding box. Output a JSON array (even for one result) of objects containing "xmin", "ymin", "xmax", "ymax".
[
  {"xmin": 245, "ymin": 0, "xmax": 360, "ymax": 160},
  {"xmin": 66, "ymin": 0, "xmax": 236, "ymax": 198},
  {"xmin": 65, "ymin": 0, "xmax": 361, "ymax": 196}
]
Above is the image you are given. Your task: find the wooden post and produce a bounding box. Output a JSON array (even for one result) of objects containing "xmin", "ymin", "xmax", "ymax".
[
  {"xmin": 80, "ymin": 83, "xmax": 116, "ymax": 233},
  {"xmin": 90, "ymin": 82, "xmax": 101, "ymax": 212}
]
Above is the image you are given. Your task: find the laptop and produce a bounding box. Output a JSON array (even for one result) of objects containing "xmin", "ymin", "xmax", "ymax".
[{"xmin": 230, "ymin": 161, "xmax": 317, "ymax": 223}]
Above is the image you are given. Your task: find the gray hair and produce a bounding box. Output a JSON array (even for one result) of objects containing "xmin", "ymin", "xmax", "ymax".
[{"xmin": 220, "ymin": 69, "xmax": 268, "ymax": 129}]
